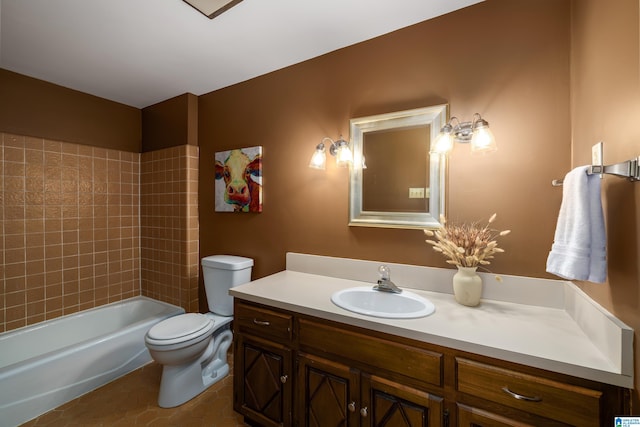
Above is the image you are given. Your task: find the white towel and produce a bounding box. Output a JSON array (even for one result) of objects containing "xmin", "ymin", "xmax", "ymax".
[{"xmin": 546, "ymin": 166, "xmax": 607, "ymax": 283}]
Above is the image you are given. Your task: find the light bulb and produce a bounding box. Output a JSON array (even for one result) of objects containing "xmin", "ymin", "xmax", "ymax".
[
  {"xmin": 470, "ymin": 126, "xmax": 497, "ymax": 153},
  {"xmin": 432, "ymin": 131, "xmax": 454, "ymax": 154},
  {"xmin": 335, "ymin": 141, "xmax": 353, "ymax": 167},
  {"xmin": 308, "ymin": 145, "xmax": 326, "ymax": 169}
]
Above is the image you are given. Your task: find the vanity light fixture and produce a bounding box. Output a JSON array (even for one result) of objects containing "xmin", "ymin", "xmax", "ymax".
[
  {"xmin": 432, "ymin": 113, "xmax": 497, "ymax": 154},
  {"xmin": 182, "ymin": 0, "xmax": 243, "ymax": 19},
  {"xmin": 308, "ymin": 136, "xmax": 353, "ymax": 170}
]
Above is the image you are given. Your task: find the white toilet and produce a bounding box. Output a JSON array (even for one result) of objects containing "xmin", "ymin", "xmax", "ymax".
[{"xmin": 144, "ymin": 255, "xmax": 253, "ymax": 408}]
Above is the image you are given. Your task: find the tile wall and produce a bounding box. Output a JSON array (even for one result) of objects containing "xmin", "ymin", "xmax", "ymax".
[
  {"xmin": 0, "ymin": 133, "xmax": 141, "ymax": 332},
  {"xmin": 1, "ymin": 134, "xmax": 199, "ymax": 333},
  {"xmin": 140, "ymin": 145, "xmax": 200, "ymax": 313}
]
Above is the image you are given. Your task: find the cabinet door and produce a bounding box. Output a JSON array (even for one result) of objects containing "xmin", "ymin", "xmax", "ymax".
[
  {"xmin": 361, "ymin": 374, "xmax": 443, "ymax": 427},
  {"xmin": 298, "ymin": 352, "xmax": 360, "ymax": 427},
  {"xmin": 234, "ymin": 334, "xmax": 292, "ymax": 427}
]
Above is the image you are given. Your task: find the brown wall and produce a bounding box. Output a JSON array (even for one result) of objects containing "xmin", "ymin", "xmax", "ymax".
[
  {"xmin": 0, "ymin": 69, "xmax": 141, "ymax": 152},
  {"xmin": 142, "ymin": 93, "xmax": 198, "ymax": 152},
  {"xmin": 198, "ymin": 0, "xmax": 571, "ymax": 280},
  {"xmin": 570, "ymin": 0, "xmax": 640, "ymax": 409}
]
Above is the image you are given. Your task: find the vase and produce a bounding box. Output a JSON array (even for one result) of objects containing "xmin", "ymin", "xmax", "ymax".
[{"xmin": 452, "ymin": 266, "xmax": 482, "ymax": 307}]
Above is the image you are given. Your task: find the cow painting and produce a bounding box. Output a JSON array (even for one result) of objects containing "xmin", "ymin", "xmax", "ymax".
[{"xmin": 214, "ymin": 147, "xmax": 262, "ymax": 212}]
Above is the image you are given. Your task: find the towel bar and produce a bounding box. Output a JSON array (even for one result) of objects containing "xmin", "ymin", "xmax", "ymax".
[
  {"xmin": 588, "ymin": 157, "xmax": 640, "ymax": 181},
  {"xmin": 552, "ymin": 156, "xmax": 640, "ymax": 186}
]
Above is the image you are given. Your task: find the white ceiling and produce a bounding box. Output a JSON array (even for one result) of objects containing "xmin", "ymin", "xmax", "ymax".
[{"xmin": 0, "ymin": 0, "xmax": 482, "ymax": 108}]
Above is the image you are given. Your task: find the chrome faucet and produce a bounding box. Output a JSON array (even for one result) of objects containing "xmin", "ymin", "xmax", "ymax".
[{"xmin": 373, "ymin": 265, "xmax": 402, "ymax": 294}]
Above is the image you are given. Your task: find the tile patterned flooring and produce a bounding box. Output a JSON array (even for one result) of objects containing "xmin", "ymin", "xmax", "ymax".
[{"xmin": 21, "ymin": 360, "xmax": 248, "ymax": 427}]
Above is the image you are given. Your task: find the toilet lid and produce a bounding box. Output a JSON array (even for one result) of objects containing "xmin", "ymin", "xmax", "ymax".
[{"xmin": 147, "ymin": 313, "xmax": 214, "ymax": 341}]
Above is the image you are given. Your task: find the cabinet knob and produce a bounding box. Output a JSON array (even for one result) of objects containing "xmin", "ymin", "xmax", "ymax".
[
  {"xmin": 280, "ymin": 375, "xmax": 288, "ymax": 384},
  {"xmin": 360, "ymin": 407, "xmax": 368, "ymax": 417},
  {"xmin": 347, "ymin": 402, "xmax": 356, "ymax": 412}
]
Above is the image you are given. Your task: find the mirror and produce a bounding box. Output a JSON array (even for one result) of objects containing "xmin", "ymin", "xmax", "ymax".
[{"xmin": 349, "ymin": 104, "xmax": 448, "ymax": 229}]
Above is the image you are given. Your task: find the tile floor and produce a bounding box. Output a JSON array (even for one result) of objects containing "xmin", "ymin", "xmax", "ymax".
[{"xmin": 21, "ymin": 360, "xmax": 248, "ymax": 427}]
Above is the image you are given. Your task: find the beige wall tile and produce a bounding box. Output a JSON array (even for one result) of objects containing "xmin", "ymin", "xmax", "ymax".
[
  {"xmin": 1, "ymin": 135, "xmax": 157, "ymax": 331},
  {"xmin": 2, "ymin": 134, "xmax": 197, "ymax": 331}
]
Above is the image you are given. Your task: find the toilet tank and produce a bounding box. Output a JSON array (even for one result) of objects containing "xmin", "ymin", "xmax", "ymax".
[{"xmin": 201, "ymin": 255, "xmax": 254, "ymax": 316}]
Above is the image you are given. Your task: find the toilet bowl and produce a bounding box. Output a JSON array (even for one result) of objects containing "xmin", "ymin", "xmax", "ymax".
[
  {"xmin": 145, "ymin": 312, "xmax": 233, "ymax": 407},
  {"xmin": 144, "ymin": 255, "xmax": 253, "ymax": 408}
]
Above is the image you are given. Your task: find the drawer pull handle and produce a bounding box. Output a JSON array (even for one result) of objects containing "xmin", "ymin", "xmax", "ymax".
[
  {"xmin": 253, "ymin": 319, "xmax": 270, "ymax": 326},
  {"xmin": 348, "ymin": 402, "xmax": 356, "ymax": 412},
  {"xmin": 360, "ymin": 407, "xmax": 368, "ymax": 417},
  {"xmin": 502, "ymin": 386, "xmax": 542, "ymax": 402},
  {"xmin": 280, "ymin": 375, "xmax": 288, "ymax": 384}
]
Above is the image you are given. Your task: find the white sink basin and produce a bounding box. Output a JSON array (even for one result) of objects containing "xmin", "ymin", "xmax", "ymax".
[{"xmin": 331, "ymin": 286, "xmax": 435, "ymax": 319}]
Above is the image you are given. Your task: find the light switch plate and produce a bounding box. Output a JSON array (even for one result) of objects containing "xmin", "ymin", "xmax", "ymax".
[{"xmin": 409, "ymin": 188, "xmax": 425, "ymax": 199}]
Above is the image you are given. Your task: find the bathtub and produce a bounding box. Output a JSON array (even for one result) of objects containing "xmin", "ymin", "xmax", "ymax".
[{"xmin": 0, "ymin": 296, "xmax": 184, "ymax": 427}]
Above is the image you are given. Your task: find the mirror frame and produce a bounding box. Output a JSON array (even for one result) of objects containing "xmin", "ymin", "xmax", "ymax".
[{"xmin": 349, "ymin": 104, "xmax": 448, "ymax": 229}]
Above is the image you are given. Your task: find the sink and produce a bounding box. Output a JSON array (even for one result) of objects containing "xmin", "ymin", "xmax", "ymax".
[{"xmin": 330, "ymin": 286, "xmax": 435, "ymax": 319}]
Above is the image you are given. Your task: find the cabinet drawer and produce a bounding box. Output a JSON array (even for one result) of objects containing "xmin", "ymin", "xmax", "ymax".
[
  {"xmin": 299, "ymin": 318, "xmax": 442, "ymax": 387},
  {"xmin": 456, "ymin": 358, "xmax": 602, "ymax": 426},
  {"xmin": 235, "ymin": 301, "xmax": 293, "ymax": 343}
]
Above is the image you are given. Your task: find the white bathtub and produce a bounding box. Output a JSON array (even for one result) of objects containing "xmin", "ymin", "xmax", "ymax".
[{"xmin": 0, "ymin": 296, "xmax": 184, "ymax": 427}]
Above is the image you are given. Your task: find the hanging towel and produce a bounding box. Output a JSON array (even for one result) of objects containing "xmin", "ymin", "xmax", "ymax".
[{"xmin": 546, "ymin": 165, "xmax": 607, "ymax": 283}]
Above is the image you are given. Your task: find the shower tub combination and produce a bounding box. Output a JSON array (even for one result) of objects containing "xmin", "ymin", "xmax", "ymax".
[{"xmin": 0, "ymin": 296, "xmax": 184, "ymax": 427}]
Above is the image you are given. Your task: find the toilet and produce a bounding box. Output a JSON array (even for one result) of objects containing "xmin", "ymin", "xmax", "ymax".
[{"xmin": 144, "ymin": 255, "xmax": 253, "ymax": 408}]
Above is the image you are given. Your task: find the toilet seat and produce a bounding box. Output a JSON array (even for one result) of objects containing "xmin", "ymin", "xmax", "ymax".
[{"xmin": 145, "ymin": 313, "xmax": 214, "ymax": 347}]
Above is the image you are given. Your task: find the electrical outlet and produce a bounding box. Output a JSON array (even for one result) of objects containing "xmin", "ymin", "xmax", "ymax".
[{"xmin": 408, "ymin": 188, "xmax": 425, "ymax": 199}]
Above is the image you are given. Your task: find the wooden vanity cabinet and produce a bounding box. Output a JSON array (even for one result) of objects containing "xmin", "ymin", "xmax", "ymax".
[
  {"xmin": 297, "ymin": 317, "xmax": 444, "ymax": 426},
  {"xmin": 362, "ymin": 372, "xmax": 444, "ymax": 426},
  {"xmin": 233, "ymin": 300, "xmax": 629, "ymax": 427},
  {"xmin": 456, "ymin": 403, "xmax": 537, "ymax": 427},
  {"xmin": 453, "ymin": 356, "xmax": 630, "ymax": 426},
  {"xmin": 297, "ymin": 350, "xmax": 444, "ymax": 427},
  {"xmin": 234, "ymin": 302, "xmax": 294, "ymax": 427},
  {"xmin": 456, "ymin": 358, "xmax": 602, "ymax": 426},
  {"xmin": 297, "ymin": 352, "xmax": 360, "ymax": 426}
]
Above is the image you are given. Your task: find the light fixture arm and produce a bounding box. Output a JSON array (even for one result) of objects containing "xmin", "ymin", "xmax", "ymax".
[
  {"xmin": 314, "ymin": 136, "xmax": 347, "ymax": 156},
  {"xmin": 451, "ymin": 113, "xmax": 490, "ymax": 142},
  {"xmin": 312, "ymin": 137, "xmax": 332, "ymax": 154}
]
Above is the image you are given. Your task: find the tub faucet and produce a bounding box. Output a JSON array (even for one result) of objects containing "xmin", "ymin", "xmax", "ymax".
[{"xmin": 373, "ymin": 265, "xmax": 402, "ymax": 294}]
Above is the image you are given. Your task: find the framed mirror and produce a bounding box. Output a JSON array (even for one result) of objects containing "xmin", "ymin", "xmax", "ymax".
[{"xmin": 349, "ymin": 104, "xmax": 448, "ymax": 229}]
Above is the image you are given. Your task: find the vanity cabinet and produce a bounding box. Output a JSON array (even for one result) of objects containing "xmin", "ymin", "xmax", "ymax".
[
  {"xmin": 362, "ymin": 372, "xmax": 443, "ymax": 427},
  {"xmin": 456, "ymin": 358, "xmax": 602, "ymax": 426},
  {"xmin": 456, "ymin": 403, "xmax": 535, "ymax": 427},
  {"xmin": 234, "ymin": 302, "xmax": 294, "ymax": 427},
  {"xmin": 297, "ymin": 352, "xmax": 359, "ymax": 426},
  {"xmin": 298, "ymin": 351, "xmax": 443, "ymax": 427},
  {"xmin": 233, "ymin": 300, "xmax": 629, "ymax": 427},
  {"xmin": 297, "ymin": 317, "xmax": 444, "ymax": 426}
]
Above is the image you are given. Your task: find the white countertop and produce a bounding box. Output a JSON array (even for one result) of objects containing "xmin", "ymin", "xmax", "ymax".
[{"xmin": 230, "ymin": 253, "xmax": 634, "ymax": 388}]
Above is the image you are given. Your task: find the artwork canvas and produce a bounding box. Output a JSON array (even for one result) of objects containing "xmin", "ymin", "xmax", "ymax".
[{"xmin": 215, "ymin": 146, "xmax": 262, "ymax": 212}]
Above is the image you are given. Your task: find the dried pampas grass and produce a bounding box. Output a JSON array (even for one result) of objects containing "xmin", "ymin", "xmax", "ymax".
[{"xmin": 424, "ymin": 213, "xmax": 510, "ymax": 268}]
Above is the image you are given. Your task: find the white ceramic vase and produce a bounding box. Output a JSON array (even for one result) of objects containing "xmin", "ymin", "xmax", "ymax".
[{"xmin": 452, "ymin": 266, "xmax": 482, "ymax": 307}]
